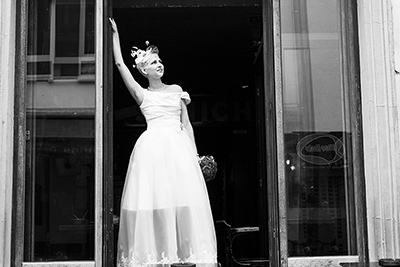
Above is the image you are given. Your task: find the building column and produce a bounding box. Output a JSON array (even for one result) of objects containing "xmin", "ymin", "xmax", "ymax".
[
  {"xmin": 0, "ymin": 0, "xmax": 16, "ymax": 266},
  {"xmin": 358, "ymin": 0, "xmax": 400, "ymax": 262}
]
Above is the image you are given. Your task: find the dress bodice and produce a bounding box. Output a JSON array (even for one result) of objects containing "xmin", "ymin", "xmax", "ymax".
[{"xmin": 139, "ymin": 89, "xmax": 191, "ymax": 129}]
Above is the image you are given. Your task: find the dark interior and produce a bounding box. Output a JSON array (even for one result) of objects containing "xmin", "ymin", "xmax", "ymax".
[{"xmin": 112, "ymin": 4, "xmax": 267, "ymax": 264}]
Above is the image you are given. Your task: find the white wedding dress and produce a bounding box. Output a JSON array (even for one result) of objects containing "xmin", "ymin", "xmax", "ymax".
[{"xmin": 117, "ymin": 89, "xmax": 217, "ymax": 267}]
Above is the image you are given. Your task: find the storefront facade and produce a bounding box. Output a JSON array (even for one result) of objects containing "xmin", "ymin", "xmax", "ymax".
[{"xmin": 0, "ymin": 0, "xmax": 399, "ymax": 267}]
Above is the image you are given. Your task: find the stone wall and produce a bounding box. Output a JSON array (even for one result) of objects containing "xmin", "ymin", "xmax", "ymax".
[{"xmin": 358, "ymin": 0, "xmax": 400, "ymax": 262}]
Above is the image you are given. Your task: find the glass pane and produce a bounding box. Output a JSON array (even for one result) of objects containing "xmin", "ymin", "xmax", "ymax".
[
  {"xmin": 27, "ymin": 62, "xmax": 52, "ymax": 75},
  {"xmin": 54, "ymin": 63, "xmax": 79, "ymax": 77},
  {"xmin": 281, "ymin": 0, "xmax": 356, "ymax": 257},
  {"xmin": 25, "ymin": 0, "xmax": 96, "ymax": 261},
  {"xmin": 28, "ymin": 0, "xmax": 51, "ymax": 56},
  {"xmin": 55, "ymin": 0, "xmax": 80, "ymax": 57},
  {"xmin": 84, "ymin": 2, "xmax": 95, "ymax": 55}
]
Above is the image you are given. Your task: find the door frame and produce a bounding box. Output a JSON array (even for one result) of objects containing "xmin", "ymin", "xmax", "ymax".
[
  {"xmin": 11, "ymin": 0, "xmax": 283, "ymax": 266},
  {"xmin": 104, "ymin": 0, "xmax": 282, "ymax": 266},
  {"xmin": 102, "ymin": 0, "xmax": 114, "ymax": 265},
  {"xmin": 266, "ymin": 0, "xmax": 284, "ymax": 265}
]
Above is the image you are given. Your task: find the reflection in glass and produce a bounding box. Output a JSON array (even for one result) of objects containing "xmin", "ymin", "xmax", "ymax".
[
  {"xmin": 55, "ymin": 0, "xmax": 80, "ymax": 57},
  {"xmin": 281, "ymin": 0, "xmax": 356, "ymax": 256},
  {"xmin": 84, "ymin": 1, "xmax": 95, "ymax": 55},
  {"xmin": 28, "ymin": 0, "xmax": 51, "ymax": 56},
  {"xmin": 26, "ymin": 0, "xmax": 96, "ymax": 261},
  {"xmin": 28, "ymin": 0, "xmax": 95, "ymax": 81}
]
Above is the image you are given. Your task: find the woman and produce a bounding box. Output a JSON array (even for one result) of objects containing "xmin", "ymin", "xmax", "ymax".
[{"xmin": 109, "ymin": 18, "xmax": 217, "ymax": 267}]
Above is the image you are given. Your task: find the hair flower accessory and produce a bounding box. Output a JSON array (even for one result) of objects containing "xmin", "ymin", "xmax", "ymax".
[{"xmin": 131, "ymin": 41, "xmax": 158, "ymax": 69}]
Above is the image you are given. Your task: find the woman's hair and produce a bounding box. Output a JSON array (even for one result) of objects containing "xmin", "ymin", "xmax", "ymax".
[{"xmin": 131, "ymin": 43, "xmax": 159, "ymax": 76}]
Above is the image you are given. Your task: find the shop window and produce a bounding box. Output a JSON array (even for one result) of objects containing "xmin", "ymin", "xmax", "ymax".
[
  {"xmin": 27, "ymin": 0, "xmax": 95, "ymax": 81},
  {"xmin": 280, "ymin": 0, "xmax": 358, "ymax": 257},
  {"xmin": 22, "ymin": 0, "xmax": 97, "ymax": 262},
  {"xmin": 25, "ymin": 115, "xmax": 96, "ymax": 261}
]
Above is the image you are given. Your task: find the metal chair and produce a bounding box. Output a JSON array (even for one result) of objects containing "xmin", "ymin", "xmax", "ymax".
[{"xmin": 216, "ymin": 220, "xmax": 269, "ymax": 267}]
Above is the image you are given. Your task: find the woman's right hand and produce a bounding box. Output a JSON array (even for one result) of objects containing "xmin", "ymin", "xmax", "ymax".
[{"xmin": 109, "ymin": 18, "xmax": 118, "ymax": 33}]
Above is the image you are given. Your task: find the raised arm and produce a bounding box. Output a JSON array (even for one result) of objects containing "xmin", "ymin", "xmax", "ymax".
[{"xmin": 109, "ymin": 18, "xmax": 144, "ymax": 105}]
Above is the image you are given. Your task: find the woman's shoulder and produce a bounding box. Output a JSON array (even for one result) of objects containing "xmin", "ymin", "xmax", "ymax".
[{"xmin": 166, "ymin": 84, "xmax": 183, "ymax": 93}]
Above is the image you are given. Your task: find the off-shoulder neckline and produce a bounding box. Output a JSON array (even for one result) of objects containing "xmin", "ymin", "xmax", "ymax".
[
  {"xmin": 144, "ymin": 89, "xmax": 185, "ymax": 94},
  {"xmin": 139, "ymin": 90, "xmax": 188, "ymax": 108}
]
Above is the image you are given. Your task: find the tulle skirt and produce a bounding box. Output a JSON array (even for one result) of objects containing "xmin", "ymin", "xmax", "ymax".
[{"xmin": 117, "ymin": 121, "xmax": 217, "ymax": 267}]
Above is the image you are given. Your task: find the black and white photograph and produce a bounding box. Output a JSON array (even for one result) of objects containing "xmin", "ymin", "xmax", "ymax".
[{"xmin": 0, "ymin": 1, "xmax": 400, "ymax": 267}]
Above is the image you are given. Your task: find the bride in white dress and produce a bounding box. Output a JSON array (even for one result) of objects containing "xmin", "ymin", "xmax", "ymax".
[{"xmin": 109, "ymin": 18, "xmax": 217, "ymax": 267}]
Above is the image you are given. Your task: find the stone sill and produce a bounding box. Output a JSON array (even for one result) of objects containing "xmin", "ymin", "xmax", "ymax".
[
  {"xmin": 340, "ymin": 263, "xmax": 379, "ymax": 267},
  {"xmin": 288, "ymin": 256, "xmax": 359, "ymax": 267}
]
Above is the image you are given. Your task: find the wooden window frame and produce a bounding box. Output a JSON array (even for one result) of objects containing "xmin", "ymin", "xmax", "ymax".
[
  {"xmin": 11, "ymin": 0, "xmax": 106, "ymax": 266},
  {"xmin": 273, "ymin": 0, "xmax": 368, "ymax": 266}
]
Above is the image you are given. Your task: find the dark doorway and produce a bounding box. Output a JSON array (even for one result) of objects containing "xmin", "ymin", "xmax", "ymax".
[{"xmin": 111, "ymin": 2, "xmax": 267, "ymax": 265}]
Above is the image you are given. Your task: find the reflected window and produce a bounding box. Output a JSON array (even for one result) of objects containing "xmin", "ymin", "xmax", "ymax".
[
  {"xmin": 281, "ymin": 0, "xmax": 357, "ymax": 256},
  {"xmin": 28, "ymin": 0, "xmax": 95, "ymax": 80}
]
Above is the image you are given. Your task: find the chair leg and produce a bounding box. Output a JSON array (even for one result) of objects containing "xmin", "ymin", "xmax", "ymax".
[{"xmin": 216, "ymin": 220, "xmax": 270, "ymax": 267}]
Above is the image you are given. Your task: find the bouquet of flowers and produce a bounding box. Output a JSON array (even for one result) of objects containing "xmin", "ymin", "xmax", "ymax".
[{"xmin": 198, "ymin": 155, "xmax": 218, "ymax": 182}]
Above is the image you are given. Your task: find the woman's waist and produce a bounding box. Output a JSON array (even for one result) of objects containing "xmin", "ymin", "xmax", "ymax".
[{"xmin": 146, "ymin": 118, "xmax": 182, "ymax": 129}]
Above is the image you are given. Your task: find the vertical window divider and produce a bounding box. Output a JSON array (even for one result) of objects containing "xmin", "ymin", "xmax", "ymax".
[
  {"xmin": 95, "ymin": 0, "xmax": 104, "ymax": 265},
  {"xmin": 270, "ymin": 0, "xmax": 286, "ymax": 266},
  {"xmin": 340, "ymin": 0, "xmax": 368, "ymax": 263},
  {"xmin": 12, "ymin": 0, "xmax": 28, "ymax": 265},
  {"xmin": 79, "ymin": 0, "xmax": 86, "ymax": 75},
  {"xmin": 103, "ymin": 0, "xmax": 114, "ymax": 265},
  {"xmin": 50, "ymin": 0, "xmax": 55, "ymax": 79}
]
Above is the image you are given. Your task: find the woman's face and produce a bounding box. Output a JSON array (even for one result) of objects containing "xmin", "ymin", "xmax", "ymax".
[{"xmin": 143, "ymin": 53, "xmax": 164, "ymax": 78}]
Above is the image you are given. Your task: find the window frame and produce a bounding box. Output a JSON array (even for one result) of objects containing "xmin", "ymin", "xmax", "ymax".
[
  {"xmin": 11, "ymin": 0, "xmax": 105, "ymax": 265},
  {"xmin": 274, "ymin": 0, "xmax": 368, "ymax": 265},
  {"xmin": 339, "ymin": 0, "xmax": 368, "ymax": 263}
]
